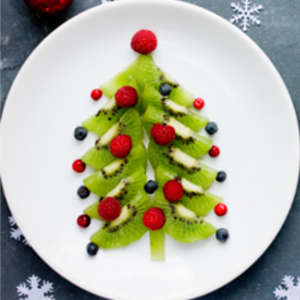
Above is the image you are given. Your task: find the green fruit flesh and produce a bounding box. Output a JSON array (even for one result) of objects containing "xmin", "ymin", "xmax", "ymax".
[
  {"xmin": 82, "ymin": 101, "xmax": 124, "ymax": 137},
  {"xmin": 101, "ymin": 60, "xmax": 139, "ymax": 99},
  {"xmin": 155, "ymin": 165, "xmax": 221, "ymax": 216},
  {"xmin": 84, "ymin": 144, "xmax": 147, "ymax": 196},
  {"xmin": 84, "ymin": 169, "xmax": 147, "ymax": 220},
  {"xmin": 150, "ymin": 230, "xmax": 165, "ymax": 261},
  {"xmin": 91, "ymin": 192, "xmax": 151, "ymax": 249},
  {"xmin": 154, "ymin": 190, "xmax": 216, "ymax": 243},
  {"xmin": 81, "ymin": 146, "xmax": 115, "ymax": 171},
  {"xmin": 149, "ymin": 140, "xmax": 217, "ymax": 190},
  {"xmin": 143, "ymin": 106, "xmax": 212, "ymax": 158},
  {"xmin": 82, "ymin": 109, "xmax": 144, "ymax": 170},
  {"xmin": 136, "ymin": 55, "xmax": 194, "ymax": 109}
]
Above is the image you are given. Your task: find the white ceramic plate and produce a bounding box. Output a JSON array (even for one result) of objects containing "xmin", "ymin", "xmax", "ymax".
[{"xmin": 1, "ymin": 1, "xmax": 299, "ymax": 299}]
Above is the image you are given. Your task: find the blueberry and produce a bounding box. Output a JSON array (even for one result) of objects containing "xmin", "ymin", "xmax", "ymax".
[
  {"xmin": 74, "ymin": 126, "xmax": 87, "ymax": 141},
  {"xmin": 159, "ymin": 83, "xmax": 172, "ymax": 96},
  {"xmin": 77, "ymin": 186, "xmax": 90, "ymax": 199},
  {"xmin": 87, "ymin": 242, "xmax": 99, "ymax": 256},
  {"xmin": 144, "ymin": 180, "xmax": 158, "ymax": 194},
  {"xmin": 205, "ymin": 122, "xmax": 218, "ymax": 135},
  {"xmin": 216, "ymin": 171, "xmax": 227, "ymax": 183},
  {"xmin": 216, "ymin": 228, "xmax": 229, "ymax": 243}
]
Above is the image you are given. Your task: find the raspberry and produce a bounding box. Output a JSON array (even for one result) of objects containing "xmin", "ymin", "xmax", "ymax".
[
  {"xmin": 150, "ymin": 123, "xmax": 175, "ymax": 146},
  {"xmin": 98, "ymin": 197, "xmax": 122, "ymax": 221},
  {"xmin": 143, "ymin": 207, "xmax": 166, "ymax": 230},
  {"xmin": 163, "ymin": 180, "xmax": 184, "ymax": 202},
  {"xmin": 214, "ymin": 203, "xmax": 228, "ymax": 216},
  {"xmin": 91, "ymin": 89, "xmax": 103, "ymax": 101},
  {"xmin": 131, "ymin": 29, "xmax": 157, "ymax": 54},
  {"xmin": 209, "ymin": 145, "xmax": 220, "ymax": 157},
  {"xmin": 193, "ymin": 98, "xmax": 205, "ymax": 110},
  {"xmin": 77, "ymin": 214, "xmax": 91, "ymax": 228},
  {"xmin": 109, "ymin": 135, "xmax": 132, "ymax": 158},
  {"xmin": 115, "ymin": 86, "xmax": 138, "ymax": 108},
  {"xmin": 72, "ymin": 159, "xmax": 86, "ymax": 173}
]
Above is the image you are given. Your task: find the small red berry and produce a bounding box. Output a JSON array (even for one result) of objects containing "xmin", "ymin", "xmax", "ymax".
[
  {"xmin": 143, "ymin": 207, "xmax": 166, "ymax": 230},
  {"xmin": 193, "ymin": 98, "xmax": 205, "ymax": 110},
  {"xmin": 91, "ymin": 89, "xmax": 103, "ymax": 101},
  {"xmin": 163, "ymin": 180, "xmax": 184, "ymax": 202},
  {"xmin": 131, "ymin": 29, "xmax": 157, "ymax": 54},
  {"xmin": 214, "ymin": 203, "xmax": 228, "ymax": 216},
  {"xmin": 77, "ymin": 214, "xmax": 91, "ymax": 228},
  {"xmin": 115, "ymin": 86, "xmax": 138, "ymax": 108},
  {"xmin": 98, "ymin": 197, "xmax": 122, "ymax": 221},
  {"xmin": 72, "ymin": 159, "xmax": 86, "ymax": 173},
  {"xmin": 209, "ymin": 145, "xmax": 220, "ymax": 157},
  {"xmin": 109, "ymin": 134, "xmax": 132, "ymax": 158},
  {"xmin": 150, "ymin": 123, "xmax": 176, "ymax": 146}
]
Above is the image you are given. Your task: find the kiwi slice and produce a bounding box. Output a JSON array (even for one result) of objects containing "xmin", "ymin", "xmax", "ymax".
[
  {"xmin": 143, "ymin": 105, "xmax": 212, "ymax": 158},
  {"xmin": 162, "ymin": 99, "xmax": 209, "ymax": 132},
  {"xmin": 82, "ymin": 109, "xmax": 144, "ymax": 170},
  {"xmin": 155, "ymin": 165, "xmax": 222, "ymax": 216},
  {"xmin": 82, "ymin": 99, "xmax": 125, "ymax": 137},
  {"xmin": 84, "ymin": 168, "xmax": 147, "ymax": 220},
  {"xmin": 154, "ymin": 189, "xmax": 216, "ymax": 243},
  {"xmin": 150, "ymin": 230, "xmax": 165, "ymax": 261},
  {"xmin": 91, "ymin": 191, "xmax": 151, "ymax": 249},
  {"xmin": 100, "ymin": 59, "xmax": 143, "ymax": 113},
  {"xmin": 136, "ymin": 55, "xmax": 194, "ymax": 109},
  {"xmin": 148, "ymin": 140, "xmax": 217, "ymax": 190},
  {"xmin": 84, "ymin": 144, "xmax": 147, "ymax": 196}
]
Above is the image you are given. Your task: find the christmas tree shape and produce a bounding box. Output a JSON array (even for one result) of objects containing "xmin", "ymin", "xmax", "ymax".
[{"xmin": 74, "ymin": 31, "xmax": 227, "ymax": 260}]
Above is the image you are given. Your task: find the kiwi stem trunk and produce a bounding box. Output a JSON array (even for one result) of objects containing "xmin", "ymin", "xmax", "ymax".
[{"xmin": 150, "ymin": 230, "xmax": 165, "ymax": 261}]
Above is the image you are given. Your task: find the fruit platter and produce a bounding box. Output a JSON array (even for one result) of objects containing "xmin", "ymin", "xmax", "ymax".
[{"xmin": 72, "ymin": 30, "xmax": 229, "ymax": 260}]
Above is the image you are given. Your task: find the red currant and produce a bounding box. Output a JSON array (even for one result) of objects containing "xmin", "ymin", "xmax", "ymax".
[
  {"xmin": 209, "ymin": 145, "xmax": 220, "ymax": 157},
  {"xmin": 193, "ymin": 98, "xmax": 205, "ymax": 110},
  {"xmin": 214, "ymin": 203, "xmax": 228, "ymax": 216},
  {"xmin": 91, "ymin": 89, "xmax": 103, "ymax": 101},
  {"xmin": 77, "ymin": 214, "xmax": 91, "ymax": 228},
  {"xmin": 72, "ymin": 159, "xmax": 86, "ymax": 173}
]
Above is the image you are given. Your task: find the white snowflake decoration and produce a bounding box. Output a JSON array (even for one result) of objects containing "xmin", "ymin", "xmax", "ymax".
[
  {"xmin": 230, "ymin": 0, "xmax": 263, "ymax": 32},
  {"xmin": 8, "ymin": 216, "xmax": 29, "ymax": 246},
  {"xmin": 17, "ymin": 275, "xmax": 55, "ymax": 300},
  {"xmin": 274, "ymin": 275, "xmax": 300, "ymax": 300}
]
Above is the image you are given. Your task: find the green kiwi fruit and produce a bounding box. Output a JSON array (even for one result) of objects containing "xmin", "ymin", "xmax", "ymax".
[
  {"xmin": 155, "ymin": 165, "xmax": 221, "ymax": 216},
  {"xmin": 148, "ymin": 140, "xmax": 217, "ymax": 190},
  {"xmin": 143, "ymin": 105, "xmax": 212, "ymax": 158},
  {"xmin": 84, "ymin": 168, "xmax": 147, "ymax": 220},
  {"xmin": 84, "ymin": 143, "xmax": 147, "ymax": 196},
  {"xmin": 136, "ymin": 55, "xmax": 195, "ymax": 109},
  {"xmin": 91, "ymin": 191, "xmax": 151, "ymax": 249},
  {"xmin": 154, "ymin": 189, "xmax": 216, "ymax": 243},
  {"xmin": 82, "ymin": 109, "xmax": 143, "ymax": 170}
]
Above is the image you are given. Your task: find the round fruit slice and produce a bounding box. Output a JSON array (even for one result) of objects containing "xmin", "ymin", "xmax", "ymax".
[
  {"xmin": 91, "ymin": 192, "xmax": 151, "ymax": 249},
  {"xmin": 154, "ymin": 190, "xmax": 216, "ymax": 243}
]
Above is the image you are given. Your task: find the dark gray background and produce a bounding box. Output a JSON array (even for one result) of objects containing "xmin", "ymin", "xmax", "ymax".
[{"xmin": 1, "ymin": 0, "xmax": 299, "ymax": 299}]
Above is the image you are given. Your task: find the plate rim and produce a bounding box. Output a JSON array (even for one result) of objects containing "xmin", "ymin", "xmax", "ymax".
[{"xmin": 1, "ymin": 0, "xmax": 299, "ymax": 299}]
